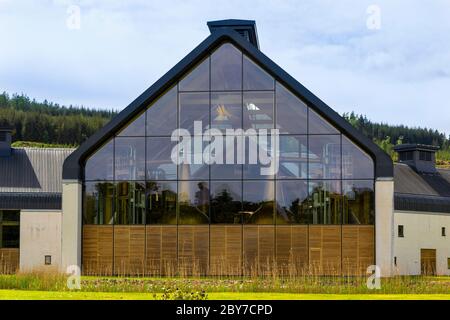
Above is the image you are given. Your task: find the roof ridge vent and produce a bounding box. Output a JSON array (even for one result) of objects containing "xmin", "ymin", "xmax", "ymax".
[
  {"xmin": 207, "ymin": 19, "xmax": 259, "ymax": 49},
  {"xmin": 394, "ymin": 143, "xmax": 439, "ymax": 174},
  {"xmin": 0, "ymin": 126, "xmax": 13, "ymax": 157}
]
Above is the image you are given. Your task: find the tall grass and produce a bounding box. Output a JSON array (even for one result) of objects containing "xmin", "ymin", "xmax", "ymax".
[{"xmin": 0, "ymin": 262, "xmax": 449, "ymax": 295}]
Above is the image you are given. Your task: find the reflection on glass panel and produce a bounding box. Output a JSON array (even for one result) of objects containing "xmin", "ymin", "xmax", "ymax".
[
  {"xmin": 278, "ymin": 135, "xmax": 308, "ymax": 179},
  {"xmin": 178, "ymin": 138, "xmax": 209, "ymax": 180},
  {"xmin": 118, "ymin": 111, "xmax": 145, "ymax": 136},
  {"xmin": 243, "ymin": 135, "xmax": 275, "ymax": 179},
  {"xmin": 115, "ymin": 181, "xmax": 146, "ymax": 224},
  {"xmin": 308, "ymin": 108, "xmax": 339, "ymax": 134},
  {"xmin": 115, "ymin": 137, "xmax": 145, "ymax": 180},
  {"xmin": 307, "ymin": 180, "xmax": 342, "ymax": 224},
  {"xmin": 243, "ymin": 55, "xmax": 274, "ymax": 90},
  {"xmin": 146, "ymin": 181, "xmax": 177, "ymax": 224},
  {"xmin": 83, "ymin": 182, "xmax": 114, "ymax": 225},
  {"xmin": 342, "ymin": 136, "xmax": 374, "ymax": 179},
  {"xmin": 0, "ymin": 210, "xmax": 20, "ymax": 248},
  {"xmin": 210, "ymin": 133, "xmax": 243, "ymax": 180},
  {"xmin": 179, "ymin": 57, "xmax": 210, "ymax": 91},
  {"xmin": 211, "ymin": 43, "xmax": 242, "ymax": 91},
  {"xmin": 276, "ymin": 180, "xmax": 308, "ymax": 224},
  {"xmin": 243, "ymin": 92, "xmax": 274, "ymax": 130},
  {"xmin": 147, "ymin": 137, "xmax": 177, "ymax": 180},
  {"xmin": 210, "ymin": 181, "xmax": 242, "ymax": 224},
  {"xmin": 276, "ymin": 83, "xmax": 307, "ymax": 134},
  {"xmin": 211, "ymin": 92, "xmax": 242, "ymax": 131},
  {"xmin": 308, "ymin": 135, "xmax": 341, "ymax": 179},
  {"xmin": 146, "ymin": 86, "xmax": 177, "ymax": 136},
  {"xmin": 84, "ymin": 139, "xmax": 114, "ymax": 181},
  {"xmin": 243, "ymin": 180, "xmax": 274, "ymax": 224},
  {"xmin": 343, "ymin": 180, "xmax": 374, "ymax": 225},
  {"xmin": 178, "ymin": 181, "xmax": 210, "ymax": 224},
  {"xmin": 179, "ymin": 92, "xmax": 209, "ymax": 134}
]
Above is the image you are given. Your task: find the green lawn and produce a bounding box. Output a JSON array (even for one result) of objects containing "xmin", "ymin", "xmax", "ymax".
[{"xmin": 0, "ymin": 290, "xmax": 448, "ymax": 300}]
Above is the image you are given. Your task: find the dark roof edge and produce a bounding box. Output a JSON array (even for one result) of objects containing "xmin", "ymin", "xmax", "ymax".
[
  {"xmin": 63, "ymin": 28, "xmax": 393, "ymax": 180},
  {"xmin": 393, "ymin": 144, "xmax": 440, "ymax": 152}
]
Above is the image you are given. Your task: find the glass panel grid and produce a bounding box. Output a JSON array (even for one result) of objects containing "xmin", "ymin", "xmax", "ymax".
[{"xmin": 83, "ymin": 42, "xmax": 375, "ymax": 226}]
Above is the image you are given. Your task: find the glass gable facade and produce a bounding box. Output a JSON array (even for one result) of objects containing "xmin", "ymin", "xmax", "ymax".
[{"xmin": 83, "ymin": 42, "xmax": 375, "ymax": 227}]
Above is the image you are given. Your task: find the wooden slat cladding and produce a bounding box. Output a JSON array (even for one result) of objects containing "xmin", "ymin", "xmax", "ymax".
[
  {"xmin": 82, "ymin": 225, "xmax": 113, "ymax": 276},
  {"xmin": 82, "ymin": 224, "xmax": 375, "ymax": 276},
  {"xmin": 113, "ymin": 226, "xmax": 145, "ymax": 276},
  {"xmin": 210, "ymin": 225, "xmax": 242, "ymax": 276},
  {"xmin": 146, "ymin": 226, "xmax": 177, "ymax": 276},
  {"xmin": 243, "ymin": 225, "xmax": 275, "ymax": 275},
  {"xmin": 276, "ymin": 226, "xmax": 308, "ymax": 275},
  {"xmin": 342, "ymin": 226, "xmax": 375, "ymax": 276},
  {"xmin": 308, "ymin": 226, "xmax": 341, "ymax": 275},
  {"xmin": 178, "ymin": 225, "xmax": 209, "ymax": 276},
  {"xmin": 0, "ymin": 248, "xmax": 19, "ymax": 274}
]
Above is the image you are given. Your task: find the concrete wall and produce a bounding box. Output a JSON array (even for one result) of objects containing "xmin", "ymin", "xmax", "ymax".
[
  {"xmin": 375, "ymin": 178, "xmax": 394, "ymax": 277},
  {"xmin": 20, "ymin": 210, "xmax": 62, "ymax": 272},
  {"xmin": 394, "ymin": 211, "xmax": 450, "ymax": 275},
  {"xmin": 61, "ymin": 180, "xmax": 82, "ymax": 273}
]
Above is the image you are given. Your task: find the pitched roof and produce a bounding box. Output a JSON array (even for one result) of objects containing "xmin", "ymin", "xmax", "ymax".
[
  {"xmin": 63, "ymin": 24, "xmax": 393, "ymax": 180},
  {"xmin": 394, "ymin": 163, "xmax": 450, "ymax": 213},
  {"xmin": 0, "ymin": 147, "xmax": 74, "ymax": 193}
]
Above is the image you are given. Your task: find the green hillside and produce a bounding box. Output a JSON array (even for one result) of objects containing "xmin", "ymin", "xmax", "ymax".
[{"xmin": 1, "ymin": 92, "xmax": 449, "ymax": 166}]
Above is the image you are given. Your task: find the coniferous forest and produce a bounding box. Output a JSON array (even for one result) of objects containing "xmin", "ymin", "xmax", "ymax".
[
  {"xmin": 0, "ymin": 92, "xmax": 449, "ymax": 164},
  {"xmin": 0, "ymin": 92, "xmax": 115, "ymax": 146}
]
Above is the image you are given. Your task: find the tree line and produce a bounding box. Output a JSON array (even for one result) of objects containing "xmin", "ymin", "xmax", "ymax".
[
  {"xmin": 343, "ymin": 112, "xmax": 450, "ymax": 162},
  {"xmin": 0, "ymin": 93, "xmax": 116, "ymax": 146},
  {"xmin": 0, "ymin": 93, "xmax": 449, "ymax": 163}
]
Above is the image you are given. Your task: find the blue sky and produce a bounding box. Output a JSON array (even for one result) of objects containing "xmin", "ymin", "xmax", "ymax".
[{"xmin": 1, "ymin": 0, "xmax": 450, "ymax": 135}]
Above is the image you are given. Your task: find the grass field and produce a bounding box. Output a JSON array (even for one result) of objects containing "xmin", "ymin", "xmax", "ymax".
[
  {"xmin": 0, "ymin": 273, "xmax": 449, "ymax": 300},
  {"xmin": 0, "ymin": 290, "xmax": 448, "ymax": 300}
]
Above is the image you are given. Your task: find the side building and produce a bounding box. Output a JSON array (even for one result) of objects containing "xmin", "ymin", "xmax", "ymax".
[
  {"xmin": 393, "ymin": 144, "xmax": 450, "ymax": 275},
  {"xmin": 0, "ymin": 127, "xmax": 74, "ymax": 273}
]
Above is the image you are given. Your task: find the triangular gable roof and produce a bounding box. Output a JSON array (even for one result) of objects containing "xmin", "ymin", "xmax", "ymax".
[{"xmin": 63, "ymin": 28, "xmax": 393, "ymax": 180}]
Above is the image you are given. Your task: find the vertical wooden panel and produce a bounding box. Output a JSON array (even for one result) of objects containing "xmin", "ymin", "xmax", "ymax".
[
  {"xmin": 342, "ymin": 225, "xmax": 374, "ymax": 275},
  {"xmin": 0, "ymin": 248, "xmax": 19, "ymax": 274},
  {"xmin": 243, "ymin": 225, "xmax": 275, "ymax": 275},
  {"xmin": 276, "ymin": 225, "xmax": 308, "ymax": 275},
  {"xmin": 358, "ymin": 226, "xmax": 375, "ymax": 275},
  {"xmin": 259, "ymin": 226, "xmax": 275, "ymax": 275},
  {"xmin": 243, "ymin": 225, "xmax": 258, "ymax": 275},
  {"xmin": 178, "ymin": 225, "xmax": 209, "ymax": 276},
  {"xmin": 82, "ymin": 225, "xmax": 113, "ymax": 276},
  {"xmin": 321, "ymin": 226, "xmax": 341, "ymax": 275},
  {"xmin": 210, "ymin": 225, "xmax": 242, "ymax": 276},
  {"xmin": 342, "ymin": 226, "xmax": 358, "ymax": 275},
  {"xmin": 113, "ymin": 226, "xmax": 145, "ymax": 276},
  {"xmin": 145, "ymin": 226, "xmax": 177, "ymax": 276},
  {"xmin": 308, "ymin": 226, "xmax": 341, "ymax": 275}
]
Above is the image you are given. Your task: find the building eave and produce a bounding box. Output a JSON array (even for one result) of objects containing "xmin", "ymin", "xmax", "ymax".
[{"xmin": 63, "ymin": 28, "xmax": 393, "ymax": 181}]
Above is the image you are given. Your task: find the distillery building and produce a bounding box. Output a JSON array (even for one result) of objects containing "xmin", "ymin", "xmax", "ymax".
[{"xmin": 1, "ymin": 20, "xmax": 448, "ymax": 277}]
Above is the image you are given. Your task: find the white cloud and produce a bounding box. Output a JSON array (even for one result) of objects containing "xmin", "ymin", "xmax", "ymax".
[{"xmin": 0, "ymin": 0, "xmax": 449, "ymax": 134}]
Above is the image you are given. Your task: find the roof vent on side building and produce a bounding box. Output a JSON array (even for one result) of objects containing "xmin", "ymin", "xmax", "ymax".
[
  {"xmin": 0, "ymin": 127, "xmax": 13, "ymax": 157},
  {"xmin": 394, "ymin": 143, "xmax": 439, "ymax": 174}
]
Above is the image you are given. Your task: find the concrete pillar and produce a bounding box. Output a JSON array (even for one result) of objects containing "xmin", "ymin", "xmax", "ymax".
[
  {"xmin": 375, "ymin": 177, "xmax": 395, "ymax": 277},
  {"xmin": 61, "ymin": 180, "xmax": 82, "ymax": 272}
]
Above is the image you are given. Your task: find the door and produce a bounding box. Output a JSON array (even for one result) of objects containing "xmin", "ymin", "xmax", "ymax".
[{"xmin": 420, "ymin": 249, "xmax": 436, "ymax": 275}]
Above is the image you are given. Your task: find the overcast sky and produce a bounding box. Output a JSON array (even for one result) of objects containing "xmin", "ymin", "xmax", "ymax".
[{"xmin": 1, "ymin": 0, "xmax": 450, "ymax": 135}]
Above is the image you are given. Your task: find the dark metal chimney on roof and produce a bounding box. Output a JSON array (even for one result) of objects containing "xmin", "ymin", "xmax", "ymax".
[
  {"xmin": 394, "ymin": 144, "xmax": 439, "ymax": 174},
  {"xmin": 0, "ymin": 127, "xmax": 13, "ymax": 157},
  {"xmin": 207, "ymin": 19, "xmax": 259, "ymax": 49}
]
